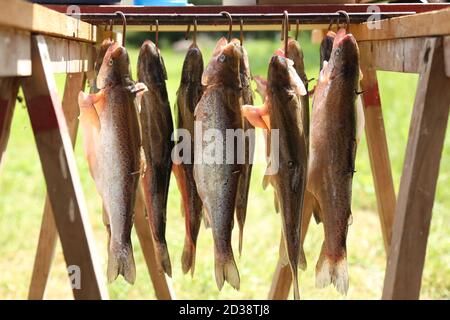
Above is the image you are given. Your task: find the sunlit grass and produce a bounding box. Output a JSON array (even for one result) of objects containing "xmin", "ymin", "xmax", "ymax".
[{"xmin": 0, "ymin": 33, "xmax": 448, "ymax": 299}]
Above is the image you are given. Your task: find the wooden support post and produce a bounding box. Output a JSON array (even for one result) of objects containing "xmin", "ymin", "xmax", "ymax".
[
  {"xmin": 28, "ymin": 73, "xmax": 86, "ymax": 300},
  {"xmin": 0, "ymin": 78, "xmax": 19, "ymax": 166},
  {"xmin": 360, "ymin": 51, "xmax": 397, "ymax": 251},
  {"xmin": 383, "ymin": 37, "xmax": 450, "ymax": 300},
  {"xmin": 21, "ymin": 35, "xmax": 107, "ymax": 300},
  {"xmin": 134, "ymin": 189, "xmax": 175, "ymax": 300}
]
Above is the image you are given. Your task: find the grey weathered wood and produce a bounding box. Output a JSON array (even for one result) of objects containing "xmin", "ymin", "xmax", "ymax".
[
  {"xmin": 21, "ymin": 35, "xmax": 108, "ymax": 300},
  {"xmin": 0, "ymin": 78, "xmax": 19, "ymax": 166},
  {"xmin": 383, "ymin": 37, "xmax": 450, "ymax": 300}
]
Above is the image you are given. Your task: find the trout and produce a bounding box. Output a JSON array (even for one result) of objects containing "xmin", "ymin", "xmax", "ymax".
[
  {"xmin": 232, "ymin": 39, "xmax": 255, "ymax": 256},
  {"xmin": 138, "ymin": 40, "xmax": 174, "ymax": 277},
  {"xmin": 262, "ymin": 53, "xmax": 308, "ymax": 300},
  {"xmin": 309, "ymin": 29, "xmax": 361, "ymax": 295},
  {"xmin": 78, "ymin": 42, "xmax": 145, "ymax": 284},
  {"xmin": 193, "ymin": 38, "xmax": 242, "ymax": 290},
  {"xmin": 173, "ymin": 42, "xmax": 204, "ymax": 276}
]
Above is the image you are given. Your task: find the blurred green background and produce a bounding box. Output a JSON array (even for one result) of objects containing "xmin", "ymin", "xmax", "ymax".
[{"xmin": 0, "ymin": 30, "xmax": 448, "ymax": 299}]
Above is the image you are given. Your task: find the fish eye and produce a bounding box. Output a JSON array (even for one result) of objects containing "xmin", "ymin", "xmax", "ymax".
[
  {"xmin": 218, "ymin": 54, "xmax": 226, "ymax": 63},
  {"xmin": 108, "ymin": 59, "xmax": 114, "ymax": 66},
  {"xmin": 288, "ymin": 161, "xmax": 295, "ymax": 168}
]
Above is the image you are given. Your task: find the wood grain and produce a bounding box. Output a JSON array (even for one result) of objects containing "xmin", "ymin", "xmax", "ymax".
[{"xmin": 383, "ymin": 37, "xmax": 450, "ymax": 300}]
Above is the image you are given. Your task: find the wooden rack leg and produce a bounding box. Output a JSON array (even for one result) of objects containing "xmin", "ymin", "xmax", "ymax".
[
  {"xmin": 268, "ymin": 192, "xmax": 314, "ymax": 300},
  {"xmin": 359, "ymin": 63, "xmax": 396, "ymax": 251},
  {"xmin": 28, "ymin": 73, "xmax": 86, "ymax": 300},
  {"xmin": 134, "ymin": 188, "xmax": 175, "ymax": 300},
  {"xmin": 0, "ymin": 78, "xmax": 19, "ymax": 166},
  {"xmin": 21, "ymin": 35, "xmax": 107, "ymax": 300},
  {"xmin": 383, "ymin": 37, "xmax": 450, "ymax": 300}
]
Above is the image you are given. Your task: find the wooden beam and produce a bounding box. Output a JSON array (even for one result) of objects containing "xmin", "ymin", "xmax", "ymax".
[
  {"xmin": 358, "ymin": 38, "xmax": 428, "ymax": 73},
  {"xmin": 444, "ymin": 36, "xmax": 450, "ymax": 78},
  {"xmin": 134, "ymin": 189, "xmax": 175, "ymax": 300},
  {"xmin": 45, "ymin": 36, "xmax": 95, "ymax": 74},
  {"xmin": 0, "ymin": 0, "xmax": 96, "ymax": 43},
  {"xmin": 383, "ymin": 37, "xmax": 450, "ymax": 300},
  {"xmin": 0, "ymin": 78, "xmax": 19, "ymax": 166},
  {"xmin": 353, "ymin": 8, "xmax": 450, "ymax": 42},
  {"xmin": 0, "ymin": 27, "xmax": 31, "ymax": 77},
  {"xmin": 28, "ymin": 73, "xmax": 85, "ymax": 300},
  {"xmin": 359, "ymin": 63, "xmax": 396, "ymax": 251},
  {"xmin": 21, "ymin": 35, "xmax": 107, "ymax": 300}
]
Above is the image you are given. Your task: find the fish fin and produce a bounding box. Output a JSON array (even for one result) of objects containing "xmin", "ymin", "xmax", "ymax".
[
  {"xmin": 298, "ymin": 245, "xmax": 307, "ymax": 271},
  {"xmin": 312, "ymin": 197, "xmax": 322, "ymax": 224},
  {"xmin": 279, "ymin": 236, "xmax": 289, "ymax": 267},
  {"xmin": 172, "ymin": 163, "xmax": 188, "ymax": 217},
  {"xmin": 262, "ymin": 174, "xmax": 271, "ymax": 190},
  {"xmin": 241, "ymin": 104, "xmax": 269, "ymax": 130},
  {"xmin": 215, "ymin": 258, "xmax": 240, "ymax": 291},
  {"xmin": 274, "ymin": 191, "xmax": 280, "ymax": 213},
  {"xmin": 202, "ymin": 206, "xmax": 211, "ymax": 229},
  {"xmin": 156, "ymin": 244, "xmax": 173, "ymax": 277},
  {"xmin": 107, "ymin": 242, "xmax": 136, "ymax": 285},
  {"xmin": 181, "ymin": 238, "xmax": 196, "ymax": 276},
  {"xmin": 355, "ymin": 96, "xmax": 365, "ymax": 146},
  {"xmin": 78, "ymin": 91, "xmax": 100, "ymax": 182},
  {"xmin": 238, "ymin": 226, "xmax": 244, "ymax": 257},
  {"xmin": 134, "ymin": 82, "xmax": 148, "ymax": 113},
  {"xmin": 315, "ymin": 244, "xmax": 349, "ymax": 295}
]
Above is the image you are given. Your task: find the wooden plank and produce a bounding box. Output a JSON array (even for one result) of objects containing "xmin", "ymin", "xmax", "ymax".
[
  {"xmin": 134, "ymin": 189, "xmax": 175, "ymax": 300},
  {"xmin": 444, "ymin": 36, "xmax": 450, "ymax": 77},
  {"xmin": 268, "ymin": 192, "xmax": 314, "ymax": 300},
  {"xmin": 359, "ymin": 49, "xmax": 396, "ymax": 251},
  {"xmin": 359, "ymin": 38, "xmax": 428, "ymax": 73},
  {"xmin": 45, "ymin": 36, "xmax": 95, "ymax": 74},
  {"xmin": 28, "ymin": 73, "xmax": 85, "ymax": 300},
  {"xmin": 0, "ymin": 0, "xmax": 96, "ymax": 43},
  {"xmin": 0, "ymin": 27, "xmax": 31, "ymax": 77},
  {"xmin": 0, "ymin": 78, "xmax": 19, "ymax": 166},
  {"xmin": 353, "ymin": 8, "xmax": 450, "ymax": 41},
  {"xmin": 383, "ymin": 37, "xmax": 450, "ymax": 300},
  {"xmin": 21, "ymin": 35, "xmax": 107, "ymax": 300}
]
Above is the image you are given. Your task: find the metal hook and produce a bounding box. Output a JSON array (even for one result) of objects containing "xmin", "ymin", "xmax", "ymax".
[
  {"xmin": 283, "ymin": 10, "xmax": 289, "ymax": 55},
  {"xmin": 336, "ymin": 10, "xmax": 350, "ymax": 30},
  {"xmin": 328, "ymin": 18, "xmax": 334, "ymax": 31},
  {"xmin": 220, "ymin": 11, "xmax": 232, "ymax": 42},
  {"xmin": 185, "ymin": 18, "xmax": 198, "ymax": 45},
  {"xmin": 115, "ymin": 11, "xmax": 126, "ymax": 47},
  {"xmin": 239, "ymin": 18, "xmax": 244, "ymax": 46},
  {"xmin": 295, "ymin": 19, "xmax": 299, "ymax": 41},
  {"xmin": 185, "ymin": 23, "xmax": 191, "ymax": 40},
  {"xmin": 109, "ymin": 19, "xmax": 113, "ymax": 41}
]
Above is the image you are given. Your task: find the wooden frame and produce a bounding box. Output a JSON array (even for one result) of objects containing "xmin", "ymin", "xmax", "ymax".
[{"xmin": 1, "ymin": 0, "xmax": 449, "ymax": 300}]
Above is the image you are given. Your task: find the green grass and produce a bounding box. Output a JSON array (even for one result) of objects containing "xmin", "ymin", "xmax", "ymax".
[{"xmin": 0, "ymin": 33, "xmax": 448, "ymax": 299}]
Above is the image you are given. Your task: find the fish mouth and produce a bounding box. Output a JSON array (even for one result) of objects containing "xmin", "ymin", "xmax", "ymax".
[
  {"xmin": 333, "ymin": 30, "xmax": 356, "ymax": 48},
  {"xmin": 140, "ymin": 40, "xmax": 158, "ymax": 55}
]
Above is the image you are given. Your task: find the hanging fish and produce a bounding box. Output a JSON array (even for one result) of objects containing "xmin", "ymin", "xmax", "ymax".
[
  {"xmin": 231, "ymin": 38, "xmax": 255, "ymax": 256},
  {"xmin": 137, "ymin": 40, "xmax": 174, "ymax": 277},
  {"xmin": 173, "ymin": 42, "xmax": 204, "ymax": 276},
  {"xmin": 320, "ymin": 30, "xmax": 336, "ymax": 70},
  {"xmin": 309, "ymin": 28, "xmax": 362, "ymax": 295},
  {"xmin": 78, "ymin": 42, "xmax": 146, "ymax": 284},
  {"xmin": 194, "ymin": 38, "xmax": 243, "ymax": 290}
]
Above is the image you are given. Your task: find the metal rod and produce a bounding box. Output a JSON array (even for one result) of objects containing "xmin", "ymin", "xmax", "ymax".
[{"xmin": 74, "ymin": 12, "xmax": 415, "ymax": 26}]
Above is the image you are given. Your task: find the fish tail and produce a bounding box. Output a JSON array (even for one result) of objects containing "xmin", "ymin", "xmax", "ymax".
[
  {"xmin": 181, "ymin": 237, "xmax": 196, "ymax": 276},
  {"xmin": 315, "ymin": 243, "xmax": 348, "ymax": 295},
  {"xmin": 214, "ymin": 257, "xmax": 240, "ymax": 291},
  {"xmin": 298, "ymin": 245, "xmax": 307, "ymax": 271},
  {"xmin": 156, "ymin": 243, "xmax": 172, "ymax": 277},
  {"xmin": 107, "ymin": 242, "xmax": 136, "ymax": 285}
]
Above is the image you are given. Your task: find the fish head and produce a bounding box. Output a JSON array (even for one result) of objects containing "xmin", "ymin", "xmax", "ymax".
[
  {"xmin": 97, "ymin": 42, "xmax": 132, "ymax": 89},
  {"xmin": 202, "ymin": 41, "xmax": 242, "ymax": 88},
  {"xmin": 180, "ymin": 43, "xmax": 204, "ymax": 84},
  {"xmin": 137, "ymin": 40, "xmax": 168, "ymax": 87},
  {"xmin": 268, "ymin": 55, "xmax": 307, "ymax": 97},
  {"xmin": 328, "ymin": 29, "xmax": 360, "ymax": 80}
]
